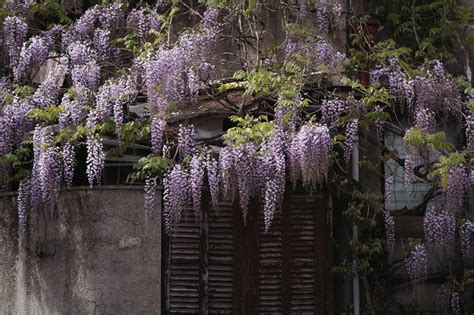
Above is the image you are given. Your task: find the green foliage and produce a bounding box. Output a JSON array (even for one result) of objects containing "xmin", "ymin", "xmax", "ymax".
[
  {"xmin": 349, "ymin": 38, "xmax": 412, "ymax": 70},
  {"xmin": 403, "ymin": 128, "xmax": 454, "ymax": 152},
  {"xmin": 222, "ymin": 63, "xmax": 305, "ymax": 104},
  {"xmin": 0, "ymin": 146, "xmax": 33, "ymax": 185},
  {"xmin": 378, "ymin": 0, "xmax": 474, "ymax": 62},
  {"xmin": 14, "ymin": 85, "xmax": 36, "ymax": 97},
  {"xmin": 341, "ymin": 77, "xmax": 390, "ymax": 106},
  {"xmin": 31, "ymin": 0, "xmax": 72, "ymax": 26},
  {"xmin": 224, "ymin": 114, "xmax": 274, "ymax": 146},
  {"xmin": 115, "ymin": 33, "xmax": 140, "ymax": 54},
  {"xmin": 429, "ymin": 151, "xmax": 467, "ymax": 188},
  {"xmin": 107, "ymin": 120, "xmax": 151, "ymax": 158},
  {"xmin": 127, "ymin": 155, "xmax": 172, "ymax": 182},
  {"xmin": 98, "ymin": 117, "xmax": 117, "ymax": 135},
  {"xmin": 56, "ymin": 125, "xmax": 88, "ymax": 143},
  {"xmin": 340, "ymin": 190, "xmax": 386, "ymax": 278},
  {"xmin": 28, "ymin": 106, "xmax": 63, "ymax": 125}
]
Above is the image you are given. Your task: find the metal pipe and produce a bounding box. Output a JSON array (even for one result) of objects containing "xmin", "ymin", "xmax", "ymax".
[
  {"xmin": 344, "ymin": 0, "xmax": 360, "ymax": 312},
  {"xmin": 352, "ymin": 135, "xmax": 360, "ymax": 315}
]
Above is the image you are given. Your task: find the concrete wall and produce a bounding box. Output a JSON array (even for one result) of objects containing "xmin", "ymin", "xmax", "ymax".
[{"xmin": 0, "ymin": 186, "xmax": 161, "ymax": 314}]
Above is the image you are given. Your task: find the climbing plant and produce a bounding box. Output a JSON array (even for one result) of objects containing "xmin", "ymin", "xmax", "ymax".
[{"xmin": 0, "ymin": 0, "xmax": 473, "ymax": 312}]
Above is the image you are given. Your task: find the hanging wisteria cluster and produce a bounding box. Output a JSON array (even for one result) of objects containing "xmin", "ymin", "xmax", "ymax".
[
  {"xmin": 383, "ymin": 211, "xmax": 395, "ymax": 257},
  {"xmin": 423, "ymin": 207, "xmax": 456, "ymax": 257},
  {"xmin": 405, "ymin": 244, "xmax": 428, "ymax": 286},
  {"xmin": 384, "ymin": 175, "xmax": 393, "ymax": 204},
  {"xmin": 435, "ymin": 285, "xmax": 461, "ymax": 315},
  {"xmin": 0, "ymin": 2, "xmax": 473, "ymax": 309},
  {"xmin": 445, "ymin": 166, "xmax": 471, "ymax": 213},
  {"xmin": 460, "ymin": 220, "xmax": 474, "ymax": 262},
  {"xmin": 161, "ymin": 121, "xmax": 332, "ymax": 232},
  {"xmin": 289, "ymin": 123, "xmax": 331, "ymax": 189}
]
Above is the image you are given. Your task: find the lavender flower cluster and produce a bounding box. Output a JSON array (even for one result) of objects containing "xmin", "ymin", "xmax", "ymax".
[
  {"xmin": 403, "ymin": 143, "xmax": 417, "ymax": 197},
  {"xmin": 31, "ymin": 126, "xmax": 62, "ymax": 208},
  {"xmin": 190, "ymin": 154, "xmax": 206, "ymax": 215},
  {"xmin": 86, "ymin": 135, "xmax": 105, "ymax": 187},
  {"xmin": 151, "ymin": 116, "xmax": 166, "ymax": 155},
  {"xmin": 344, "ymin": 119, "xmax": 358, "ymax": 163},
  {"xmin": 62, "ymin": 142, "xmax": 75, "ymax": 189},
  {"xmin": 370, "ymin": 58, "xmax": 414, "ymax": 104},
  {"xmin": 163, "ymin": 164, "xmax": 191, "ymax": 232},
  {"xmin": 144, "ymin": 7, "xmax": 222, "ymax": 111},
  {"xmin": 435, "ymin": 285, "xmax": 462, "ymax": 314},
  {"xmin": 383, "ymin": 211, "xmax": 395, "ymax": 256},
  {"xmin": 59, "ymin": 91, "xmax": 90, "ymax": 128},
  {"xmin": 261, "ymin": 128, "xmax": 287, "ymax": 231},
  {"xmin": 445, "ymin": 166, "xmax": 471, "ymax": 212},
  {"xmin": 414, "ymin": 107, "xmax": 436, "ymax": 132},
  {"xmin": 321, "ymin": 98, "xmax": 347, "ymax": 127},
  {"xmin": 14, "ymin": 35, "xmax": 53, "ymax": 81},
  {"xmin": 126, "ymin": 8, "xmax": 160, "ymax": 44},
  {"xmin": 384, "ymin": 175, "xmax": 394, "ymax": 203},
  {"xmin": 289, "ymin": 123, "xmax": 331, "ymax": 189},
  {"xmin": 17, "ymin": 179, "xmax": 31, "ymax": 236},
  {"xmin": 144, "ymin": 176, "xmax": 158, "ymax": 221},
  {"xmin": 467, "ymin": 114, "xmax": 474, "ymax": 153},
  {"xmin": 460, "ymin": 220, "xmax": 474, "ymax": 262},
  {"xmin": 3, "ymin": 16, "xmax": 28, "ymax": 67},
  {"xmin": 413, "ymin": 61, "xmax": 461, "ymax": 115},
  {"xmin": 371, "ymin": 59, "xmax": 461, "ymax": 120},
  {"xmin": 423, "ymin": 207, "xmax": 455, "ymax": 256},
  {"xmin": 405, "ymin": 244, "xmax": 428, "ymax": 286},
  {"xmin": 162, "ymin": 125, "xmax": 293, "ymax": 232},
  {"xmin": 206, "ymin": 153, "xmax": 221, "ymax": 207},
  {"xmin": 177, "ymin": 124, "xmax": 196, "ymax": 158}
]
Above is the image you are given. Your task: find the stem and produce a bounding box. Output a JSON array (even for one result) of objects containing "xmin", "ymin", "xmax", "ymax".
[{"xmin": 411, "ymin": 0, "xmax": 421, "ymax": 49}]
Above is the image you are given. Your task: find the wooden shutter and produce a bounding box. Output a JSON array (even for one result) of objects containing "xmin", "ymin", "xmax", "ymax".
[
  {"xmin": 257, "ymin": 205, "xmax": 283, "ymax": 313},
  {"xmin": 257, "ymin": 191, "xmax": 328, "ymax": 314},
  {"xmin": 166, "ymin": 195, "xmax": 234, "ymax": 315},
  {"xmin": 165, "ymin": 191, "xmax": 330, "ymax": 314},
  {"xmin": 286, "ymin": 194, "xmax": 327, "ymax": 314},
  {"xmin": 208, "ymin": 202, "xmax": 234, "ymax": 314},
  {"xmin": 167, "ymin": 215, "xmax": 201, "ymax": 314}
]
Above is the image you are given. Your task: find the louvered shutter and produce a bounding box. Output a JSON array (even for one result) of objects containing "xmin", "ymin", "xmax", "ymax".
[
  {"xmin": 165, "ymin": 191, "xmax": 330, "ymax": 314},
  {"xmin": 287, "ymin": 194, "xmax": 327, "ymax": 314},
  {"xmin": 257, "ymin": 205, "xmax": 283, "ymax": 313},
  {"xmin": 257, "ymin": 191, "xmax": 328, "ymax": 314},
  {"xmin": 167, "ymin": 215, "xmax": 201, "ymax": 314},
  {"xmin": 208, "ymin": 202, "xmax": 234, "ymax": 314},
  {"xmin": 166, "ymin": 195, "xmax": 234, "ymax": 315}
]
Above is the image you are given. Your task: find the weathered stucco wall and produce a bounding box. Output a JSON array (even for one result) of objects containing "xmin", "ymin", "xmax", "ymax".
[{"xmin": 0, "ymin": 186, "xmax": 161, "ymax": 314}]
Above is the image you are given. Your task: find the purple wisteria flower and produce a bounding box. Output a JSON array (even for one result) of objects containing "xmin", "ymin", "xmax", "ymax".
[
  {"xmin": 3, "ymin": 16, "xmax": 28, "ymax": 67},
  {"xmin": 163, "ymin": 164, "xmax": 191, "ymax": 233},
  {"xmin": 423, "ymin": 207, "xmax": 455, "ymax": 257},
  {"xmin": 289, "ymin": 123, "xmax": 331, "ymax": 189},
  {"xmin": 383, "ymin": 210, "xmax": 395, "ymax": 256},
  {"xmin": 86, "ymin": 135, "xmax": 105, "ymax": 187},
  {"xmin": 177, "ymin": 124, "xmax": 196, "ymax": 158},
  {"xmin": 405, "ymin": 243, "xmax": 428, "ymax": 286},
  {"xmin": 460, "ymin": 220, "xmax": 474, "ymax": 262},
  {"xmin": 144, "ymin": 176, "xmax": 158, "ymax": 221}
]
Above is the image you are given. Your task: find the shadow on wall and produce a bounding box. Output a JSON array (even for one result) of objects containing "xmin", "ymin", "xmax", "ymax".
[{"xmin": 0, "ymin": 186, "xmax": 161, "ymax": 314}]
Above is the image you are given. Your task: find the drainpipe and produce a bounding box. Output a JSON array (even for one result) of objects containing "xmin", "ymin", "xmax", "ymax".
[
  {"xmin": 345, "ymin": 0, "xmax": 360, "ymax": 312},
  {"xmin": 352, "ymin": 136, "xmax": 360, "ymax": 315}
]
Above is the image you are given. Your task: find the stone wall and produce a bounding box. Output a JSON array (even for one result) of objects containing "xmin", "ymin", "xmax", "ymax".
[{"xmin": 0, "ymin": 186, "xmax": 161, "ymax": 314}]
